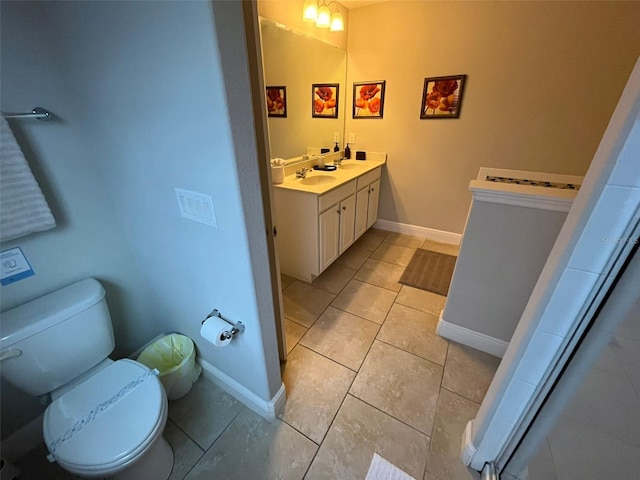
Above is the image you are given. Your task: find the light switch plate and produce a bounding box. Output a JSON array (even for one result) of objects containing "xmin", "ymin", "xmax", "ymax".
[
  {"xmin": 175, "ymin": 188, "xmax": 217, "ymax": 228},
  {"xmin": 348, "ymin": 133, "xmax": 356, "ymax": 144},
  {"xmin": 334, "ymin": 132, "xmax": 340, "ymax": 143}
]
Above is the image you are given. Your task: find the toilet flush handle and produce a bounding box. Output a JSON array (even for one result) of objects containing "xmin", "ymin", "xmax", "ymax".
[{"xmin": 0, "ymin": 349, "xmax": 22, "ymax": 362}]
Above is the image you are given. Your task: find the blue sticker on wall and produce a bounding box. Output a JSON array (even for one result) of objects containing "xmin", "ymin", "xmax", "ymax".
[{"xmin": 1, "ymin": 247, "xmax": 35, "ymax": 286}]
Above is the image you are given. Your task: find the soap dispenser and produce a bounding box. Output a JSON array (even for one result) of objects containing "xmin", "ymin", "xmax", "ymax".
[
  {"xmin": 333, "ymin": 142, "xmax": 339, "ymax": 152},
  {"xmin": 345, "ymin": 143, "xmax": 351, "ymax": 159}
]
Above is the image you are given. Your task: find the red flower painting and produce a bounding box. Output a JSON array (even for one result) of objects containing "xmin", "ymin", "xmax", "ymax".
[
  {"xmin": 312, "ymin": 84, "xmax": 339, "ymax": 118},
  {"xmin": 420, "ymin": 75, "xmax": 466, "ymax": 119},
  {"xmin": 265, "ymin": 86, "xmax": 286, "ymax": 117},
  {"xmin": 353, "ymin": 81, "xmax": 386, "ymax": 119}
]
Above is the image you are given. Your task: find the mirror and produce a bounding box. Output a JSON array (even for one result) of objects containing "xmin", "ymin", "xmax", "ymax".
[{"xmin": 260, "ymin": 18, "xmax": 347, "ymax": 160}]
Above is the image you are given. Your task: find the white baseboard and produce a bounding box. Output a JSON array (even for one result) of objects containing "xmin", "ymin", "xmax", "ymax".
[
  {"xmin": 437, "ymin": 311, "xmax": 509, "ymax": 358},
  {"xmin": 460, "ymin": 419, "xmax": 477, "ymax": 467},
  {"xmin": 374, "ymin": 219, "xmax": 461, "ymax": 245},
  {"xmin": 198, "ymin": 358, "xmax": 286, "ymax": 421},
  {"xmin": 1, "ymin": 414, "xmax": 43, "ymax": 462}
]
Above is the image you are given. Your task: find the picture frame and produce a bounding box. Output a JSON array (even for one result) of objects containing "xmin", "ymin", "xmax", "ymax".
[
  {"xmin": 420, "ymin": 75, "xmax": 466, "ymax": 119},
  {"xmin": 266, "ymin": 86, "xmax": 287, "ymax": 118},
  {"xmin": 312, "ymin": 83, "xmax": 339, "ymax": 118},
  {"xmin": 353, "ymin": 81, "xmax": 386, "ymax": 119}
]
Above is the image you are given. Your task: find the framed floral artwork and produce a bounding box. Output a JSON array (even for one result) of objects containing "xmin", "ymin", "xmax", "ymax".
[
  {"xmin": 353, "ymin": 81, "xmax": 386, "ymax": 119},
  {"xmin": 420, "ymin": 75, "xmax": 466, "ymax": 119},
  {"xmin": 312, "ymin": 83, "xmax": 339, "ymax": 118},
  {"xmin": 266, "ymin": 86, "xmax": 286, "ymax": 118}
]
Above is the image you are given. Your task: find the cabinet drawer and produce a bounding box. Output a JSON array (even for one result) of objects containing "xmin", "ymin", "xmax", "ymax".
[
  {"xmin": 356, "ymin": 167, "xmax": 382, "ymax": 189},
  {"xmin": 319, "ymin": 179, "xmax": 357, "ymax": 213}
]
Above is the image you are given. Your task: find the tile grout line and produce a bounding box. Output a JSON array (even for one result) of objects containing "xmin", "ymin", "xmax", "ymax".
[
  {"xmin": 423, "ymin": 341, "xmax": 451, "ymax": 480},
  {"xmin": 165, "ymin": 418, "xmax": 206, "ymax": 456},
  {"xmin": 326, "ymin": 303, "xmax": 393, "ymax": 327},
  {"xmin": 287, "ymin": 343, "xmax": 360, "ymax": 375},
  {"xmin": 178, "ymin": 405, "xmax": 244, "ymax": 480},
  {"xmin": 300, "ymin": 284, "xmax": 394, "ymax": 478},
  {"xmin": 347, "ymin": 392, "xmax": 434, "ymax": 441},
  {"xmin": 439, "ymin": 385, "xmax": 484, "ymax": 407},
  {"xmin": 277, "ymin": 412, "xmax": 322, "ymax": 448},
  {"xmin": 374, "ymin": 337, "xmax": 448, "ymax": 368}
]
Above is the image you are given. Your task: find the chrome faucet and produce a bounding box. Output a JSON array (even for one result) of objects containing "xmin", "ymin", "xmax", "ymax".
[
  {"xmin": 296, "ymin": 167, "xmax": 310, "ymax": 179},
  {"xmin": 334, "ymin": 157, "xmax": 344, "ymax": 167}
]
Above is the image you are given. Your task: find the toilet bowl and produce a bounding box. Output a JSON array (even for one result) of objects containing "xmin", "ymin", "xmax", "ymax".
[
  {"xmin": 43, "ymin": 359, "xmax": 172, "ymax": 479},
  {"xmin": 0, "ymin": 279, "xmax": 174, "ymax": 479}
]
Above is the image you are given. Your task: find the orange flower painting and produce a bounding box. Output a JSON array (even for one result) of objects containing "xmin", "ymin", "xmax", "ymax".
[
  {"xmin": 311, "ymin": 83, "xmax": 339, "ymax": 118},
  {"xmin": 266, "ymin": 86, "xmax": 286, "ymax": 118},
  {"xmin": 353, "ymin": 81, "xmax": 386, "ymax": 119},
  {"xmin": 420, "ymin": 75, "xmax": 466, "ymax": 119}
]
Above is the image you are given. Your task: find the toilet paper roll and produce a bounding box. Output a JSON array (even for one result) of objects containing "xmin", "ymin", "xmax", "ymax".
[{"xmin": 200, "ymin": 316, "xmax": 232, "ymax": 347}]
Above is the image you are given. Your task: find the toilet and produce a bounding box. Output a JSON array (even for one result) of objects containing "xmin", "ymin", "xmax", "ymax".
[{"xmin": 0, "ymin": 278, "xmax": 174, "ymax": 479}]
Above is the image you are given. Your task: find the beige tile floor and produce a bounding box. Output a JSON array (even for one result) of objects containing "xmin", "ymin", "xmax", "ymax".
[{"xmin": 15, "ymin": 229, "xmax": 501, "ymax": 480}]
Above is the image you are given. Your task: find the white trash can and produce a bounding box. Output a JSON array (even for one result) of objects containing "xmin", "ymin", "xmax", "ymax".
[{"xmin": 137, "ymin": 334, "xmax": 202, "ymax": 400}]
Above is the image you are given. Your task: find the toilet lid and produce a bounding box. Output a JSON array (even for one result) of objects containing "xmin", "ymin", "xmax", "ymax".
[{"xmin": 43, "ymin": 359, "xmax": 165, "ymax": 469}]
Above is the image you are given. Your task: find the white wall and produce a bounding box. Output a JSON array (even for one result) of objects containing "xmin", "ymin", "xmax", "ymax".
[
  {"xmin": 1, "ymin": 0, "xmax": 280, "ymax": 438},
  {"xmin": 442, "ymin": 201, "xmax": 568, "ymax": 344},
  {"xmin": 0, "ymin": 1, "xmax": 157, "ymax": 438},
  {"xmin": 345, "ymin": 1, "xmax": 640, "ymax": 234}
]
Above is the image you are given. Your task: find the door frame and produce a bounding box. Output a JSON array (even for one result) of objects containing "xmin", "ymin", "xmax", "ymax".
[{"xmin": 242, "ymin": 1, "xmax": 288, "ymax": 361}]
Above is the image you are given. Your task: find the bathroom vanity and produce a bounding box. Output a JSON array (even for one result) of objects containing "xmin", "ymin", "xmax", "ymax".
[{"xmin": 273, "ymin": 154, "xmax": 386, "ymax": 282}]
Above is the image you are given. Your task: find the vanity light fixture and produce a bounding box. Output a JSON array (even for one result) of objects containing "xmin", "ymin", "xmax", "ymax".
[
  {"xmin": 329, "ymin": 10, "xmax": 344, "ymax": 32},
  {"xmin": 316, "ymin": 3, "xmax": 331, "ymax": 28},
  {"xmin": 302, "ymin": 0, "xmax": 344, "ymax": 32},
  {"xmin": 302, "ymin": 0, "xmax": 319, "ymax": 22}
]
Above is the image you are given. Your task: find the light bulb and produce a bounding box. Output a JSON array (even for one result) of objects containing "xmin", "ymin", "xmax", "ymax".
[
  {"xmin": 316, "ymin": 4, "xmax": 331, "ymax": 28},
  {"xmin": 302, "ymin": 0, "xmax": 318, "ymax": 22},
  {"xmin": 330, "ymin": 12, "xmax": 344, "ymax": 32}
]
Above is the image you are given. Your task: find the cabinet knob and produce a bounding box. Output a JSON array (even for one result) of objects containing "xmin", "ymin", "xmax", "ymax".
[
  {"xmin": 342, "ymin": 206, "xmax": 346, "ymax": 211},
  {"xmin": 370, "ymin": 188, "xmax": 375, "ymax": 192}
]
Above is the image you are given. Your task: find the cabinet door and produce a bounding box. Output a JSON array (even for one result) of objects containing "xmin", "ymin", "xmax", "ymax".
[
  {"xmin": 366, "ymin": 179, "xmax": 381, "ymax": 229},
  {"xmin": 319, "ymin": 206, "xmax": 340, "ymax": 272},
  {"xmin": 355, "ymin": 186, "xmax": 369, "ymax": 240},
  {"xmin": 339, "ymin": 193, "xmax": 356, "ymax": 253}
]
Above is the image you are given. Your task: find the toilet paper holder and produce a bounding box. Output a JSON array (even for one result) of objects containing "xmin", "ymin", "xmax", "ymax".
[{"xmin": 202, "ymin": 309, "xmax": 245, "ymax": 341}]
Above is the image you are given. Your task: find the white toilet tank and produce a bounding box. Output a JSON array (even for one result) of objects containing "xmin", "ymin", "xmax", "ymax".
[{"xmin": 0, "ymin": 278, "xmax": 115, "ymax": 396}]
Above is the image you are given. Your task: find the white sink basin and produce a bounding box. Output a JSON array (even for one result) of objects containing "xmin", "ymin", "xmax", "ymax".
[{"xmin": 300, "ymin": 175, "xmax": 336, "ymax": 186}]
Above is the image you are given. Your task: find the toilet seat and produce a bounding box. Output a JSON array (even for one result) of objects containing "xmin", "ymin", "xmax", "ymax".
[{"xmin": 43, "ymin": 359, "xmax": 167, "ymax": 477}]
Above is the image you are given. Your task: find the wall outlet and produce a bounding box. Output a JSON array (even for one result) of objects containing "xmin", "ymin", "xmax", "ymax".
[
  {"xmin": 348, "ymin": 133, "xmax": 356, "ymax": 144},
  {"xmin": 334, "ymin": 132, "xmax": 340, "ymax": 143}
]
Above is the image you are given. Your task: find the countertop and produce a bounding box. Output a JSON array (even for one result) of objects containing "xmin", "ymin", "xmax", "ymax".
[{"xmin": 272, "ymin": 158, "xmax": 386, "ymax": 195}]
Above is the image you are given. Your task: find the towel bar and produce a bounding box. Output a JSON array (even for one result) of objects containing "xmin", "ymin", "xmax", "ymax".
[{"xmin": 1, "ymin": 107, "xmax": 51, "ymax": 120}]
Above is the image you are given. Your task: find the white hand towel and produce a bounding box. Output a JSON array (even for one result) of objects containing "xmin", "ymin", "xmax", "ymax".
[{"xmin": 1, "ymin": 116, "xmax": 56, "ymax": 242}]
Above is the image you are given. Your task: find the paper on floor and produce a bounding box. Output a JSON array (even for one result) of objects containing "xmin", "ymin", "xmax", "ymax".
[{"xmin": 365, "ymin": 453, "xmax": 416, "ymax": 480}]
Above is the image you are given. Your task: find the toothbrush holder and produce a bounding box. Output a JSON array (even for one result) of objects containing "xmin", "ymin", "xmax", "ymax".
[{"xmin": 271, "ymin": 165, "xmax": 285, "ymax": 184}]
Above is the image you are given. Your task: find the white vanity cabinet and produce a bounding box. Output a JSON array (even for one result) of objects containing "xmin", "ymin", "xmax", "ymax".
[
  {"xmin": 355, "ymin": 169, "xmax": 381, "ymax": 237},
  {"xmin": 319, "ymin": 192, "xmax": 356, "ymax": 271},
  {"xmin": 273, "ymin": 165, "xmax": 383, "ymax": 282}
]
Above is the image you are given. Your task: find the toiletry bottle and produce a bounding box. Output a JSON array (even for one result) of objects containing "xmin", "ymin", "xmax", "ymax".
[
  {"xmin": 334, "ymin": 142, "xmax": 339, "ymax": 152},
  {"xmin": 345, "ymin": 143, "xmax": 351, "ymax": 159}
]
